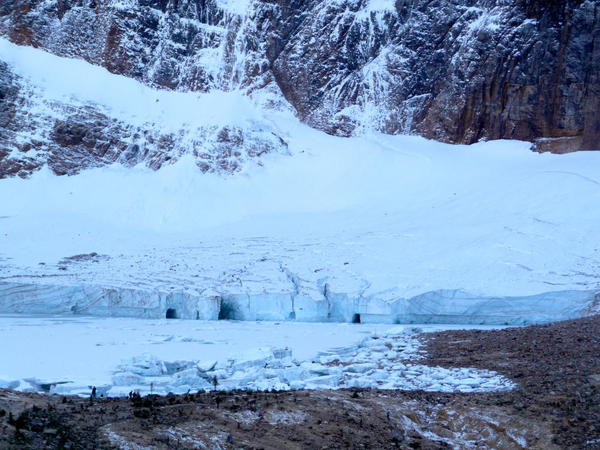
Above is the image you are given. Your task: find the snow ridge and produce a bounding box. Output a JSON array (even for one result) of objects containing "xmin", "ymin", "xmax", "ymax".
[{"xmin": 0, "ymin": 38, "xmax": 290, "ymax": 176}]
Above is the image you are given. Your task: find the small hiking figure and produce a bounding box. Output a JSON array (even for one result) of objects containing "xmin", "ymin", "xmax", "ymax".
[
  {"xmin": 212, "ymin": 375, "xmax": 218, "ymax": 391},
  {"xmin": 91, "ymin": 386, "xmax": 97, "ymax": 399}
]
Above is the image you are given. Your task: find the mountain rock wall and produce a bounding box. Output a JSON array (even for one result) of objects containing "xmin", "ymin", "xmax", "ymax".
[
  {"xmin": 0, "ymin": 0, "xmax": 598, "ymax": 177},
  {"xmin": 271, "ymin": 0, "xmax": 600, "ymax": 151}
]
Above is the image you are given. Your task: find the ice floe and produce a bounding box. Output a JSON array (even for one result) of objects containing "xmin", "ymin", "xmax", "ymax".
[{"xmin": 107, "ymin": 328, "xmax": 514, "ymax": 395}]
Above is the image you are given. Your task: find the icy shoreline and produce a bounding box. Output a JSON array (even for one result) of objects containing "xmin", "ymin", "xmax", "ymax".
[
  {"xmin": 103, "ymin": 328, "xmax": 515, "ymax": 397},
  {"xmin": 0, "ymin": 281, "xmax": 597, "ymax": 326},
  {"xmin": 0, "ymin": 315, "xmax": 514, "ymax": 397}
]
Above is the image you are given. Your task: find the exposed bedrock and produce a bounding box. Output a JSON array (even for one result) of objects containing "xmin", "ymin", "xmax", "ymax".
[
  {"xmin": 272, "ymin": 0, "xmax": 600, "ymax": 151},
  {"xmin": 0, "ymin": 0, "xmax": 597, "ymax": 169},
  {"xmin": 1, "ymin": 282, "xmax": 598, "ymax": 325}
]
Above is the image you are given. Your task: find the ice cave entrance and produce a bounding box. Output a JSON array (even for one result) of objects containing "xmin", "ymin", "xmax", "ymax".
[
  {"xmin": 352, "ymin": 313, "xmax": 361, "ymax": 324},
  {"xmin": 165, "ymin": 308, "xmax": 178, "ymax": 319}
]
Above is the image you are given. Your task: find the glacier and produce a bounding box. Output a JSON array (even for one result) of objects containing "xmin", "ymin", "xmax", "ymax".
[
  {"xmin": 0, "ymin": 27, "xmax": 599, "ymax": 402},
  {"xmin": 1, "ymin": 130, "xmax": 599, "ymax": 326},
  {"xmin": 0, "ymin": 39, "xmax": 599, "ymax": 328}
]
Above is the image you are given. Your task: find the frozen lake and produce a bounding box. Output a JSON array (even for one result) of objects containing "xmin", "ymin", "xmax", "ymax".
[{"xmin": 0, "ymin": 314, "xmax": 511, "ymax": 396}]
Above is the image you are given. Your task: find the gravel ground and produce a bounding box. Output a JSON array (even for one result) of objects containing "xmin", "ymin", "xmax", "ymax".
[
  {"xmin": 0, "ymin": 315, "xmax": 599, "ymax": 449},
  {"xmin": 422, "ymin": 315, "xmax": 600, "ymax": 449}
]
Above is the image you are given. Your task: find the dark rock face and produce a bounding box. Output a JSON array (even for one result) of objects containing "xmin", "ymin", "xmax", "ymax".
[
  {"xmin": 0, "ymin": 0, "xmax": 598, "ymax": 177},
  {"xmin": 0, "ymin": 62, "xmax": 18, "ymax": 168},
  {"xmin": 0, "ymin": 61, "xmax": 45, "ymax": 178},
  {"xmin": 0, "ymin": 0, "xmax": 282, "ymax": 91},
  {"xmin": 272, "ymin": 0, "xmax": 600, "ymax": 151}
]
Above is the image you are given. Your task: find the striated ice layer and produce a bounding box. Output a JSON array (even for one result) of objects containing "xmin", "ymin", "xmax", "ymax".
[
  {"xmin": 0, "ymin": 283, "xmax": 221, "ymax": 320},
  {"xmin": 0, "ymin": 281, "xmax": 597, "ymax": 326}
]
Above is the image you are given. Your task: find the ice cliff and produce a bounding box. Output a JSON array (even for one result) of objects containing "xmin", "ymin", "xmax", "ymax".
[{"xmin": 0, "ymin": 281, "xmax": 598, "ymax": 325}]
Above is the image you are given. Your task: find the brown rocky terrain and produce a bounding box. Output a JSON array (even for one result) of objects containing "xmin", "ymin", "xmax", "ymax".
[{"xmin": 1, "ymin": 315, "xmax": 599, "ymax": 449}]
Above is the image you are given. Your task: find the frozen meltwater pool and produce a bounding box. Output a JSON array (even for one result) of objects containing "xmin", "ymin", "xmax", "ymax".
[{"xmin": 0, "ymin": 315, "xmax": 514, "ymax": 396}]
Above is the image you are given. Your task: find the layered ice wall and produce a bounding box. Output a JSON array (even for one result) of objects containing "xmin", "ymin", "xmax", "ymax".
[
  {"xmin": 1, "ymin": 282, "xmax": 597, "ymax": 326},
  {"xmin": 0, "ymin": 283, "xmax": 221, "ymax": 319}
]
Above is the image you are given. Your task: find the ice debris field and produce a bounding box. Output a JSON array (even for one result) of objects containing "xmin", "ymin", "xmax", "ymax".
[{"xmin": 0, "ymin": 315, "xmax": 513, "ymax": 397}]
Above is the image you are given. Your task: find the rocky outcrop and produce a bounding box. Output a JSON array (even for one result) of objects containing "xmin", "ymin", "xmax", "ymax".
[
  {"xmin": 272, "ymin": 0, "xmax": 600, "ymax": 151},
  {"xmin": 0, "ymin": 61, "xmax": 49, "ymax": 177},
  {"xmin": 0, "ymin": 55, "xmax": 287, "ymax": 177},
  {"xmin": 0, "ymin": 0, "xmax": 282, "ymax": 92},
  {"xmin": 0, "ymin": 0, "xmax": 598, "ymax": 177}
]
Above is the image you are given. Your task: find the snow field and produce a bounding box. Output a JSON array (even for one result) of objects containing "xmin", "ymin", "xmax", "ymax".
[{"xmin": 2, "ymin": 137, "xmax": 599, "ymax": 315}]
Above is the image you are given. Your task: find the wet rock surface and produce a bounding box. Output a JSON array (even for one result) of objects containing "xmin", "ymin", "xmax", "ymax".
[{"xmin": 0, "ymin": 315, "xmax": 599, "ymax": 448}]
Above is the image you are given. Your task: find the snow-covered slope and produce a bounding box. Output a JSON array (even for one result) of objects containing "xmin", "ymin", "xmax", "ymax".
[
  {"xmin": 0, "ymin": 38, "xmax": 289, "ymax": 177},
  {"xmin": 0, "ymin": 45, "xmax": 599, "ymax": 324}
]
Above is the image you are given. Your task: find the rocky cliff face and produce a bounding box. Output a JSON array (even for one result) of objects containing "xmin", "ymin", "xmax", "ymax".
[
  {"xmin": 0, "ymin": 0, "xmax": 598, "ymax": 177},
  {"xmin": 273, "ymin": 0, "xmax": 600, "ymax": 151}
]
